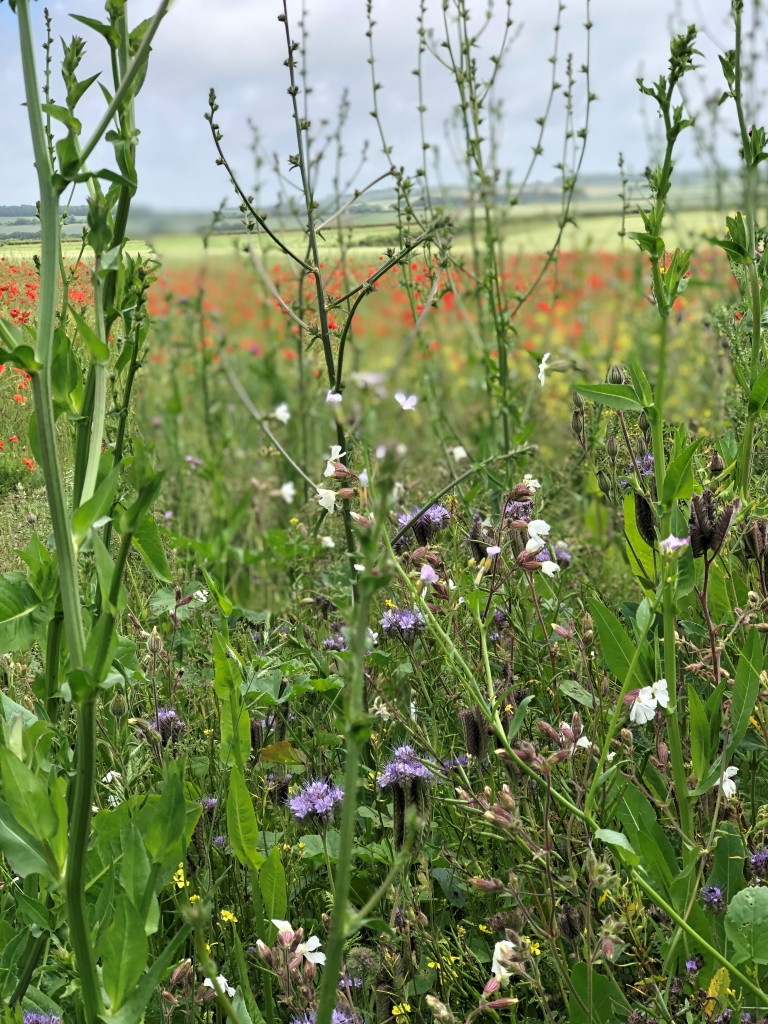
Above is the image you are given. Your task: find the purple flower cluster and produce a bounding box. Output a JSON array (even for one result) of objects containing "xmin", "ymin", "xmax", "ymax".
[
  {"xmin": 147, "ymin": 707, "xmax": 186, "ymax": 746},
  {"xmin": 489, "ymin": 608, "xmax": 509, "ymax": 643},
  {"xmin": 378, "ymin": 745, "xmax": 434, "ymax": 788},
  {"xmin": 290, "ymin": 1009, "xmax": 356, "ymax": 1024},
  {"xmin": 504, "ymin": 499, "xmax": 534, "ymax": 522},
  {"xmin": 287, "ymin": 778, "xmax": 345, "ymax": 823},
  {"xmin": 751, "ymin": 846, "xmax": 768, "ymax": 878},
  {"xmin": 554, "ymin": 541, "xmax": 572, "ymax": 567},
  {"xmin": 201, "ymin": 796, "xmax": 218, "ymax": 818},
  {"xmin": 380, "ymin": 607, "xmax": 425, "ymax": 643},
  {"xmin": 441, "ymin": 754, "xmax": 470, "ymax": 773},
  {"xmin": 213, "ymin": 834, "xmax": 227, "ymax": 850},
  {"xmin": 23, "ymin": 1015, "xmax": 61, "ymax": 1024},
  {"xmin": 323, "ymin": 634, "xmax": 348, "ymax": 652},
  {"xmin": 700, "ymin": 884, "xmax": 726, "ymax": 913},
  {"xmin": 396, "ymin": 503, "xmax": 451, "ymax": 548}
]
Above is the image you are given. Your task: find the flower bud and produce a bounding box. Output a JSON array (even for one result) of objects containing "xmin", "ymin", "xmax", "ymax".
[
  {"xmin": 709, "ymin": 449, "xmax": 725, "ymax": 475},
  {"xmin": 485, "ymin": 999, "xmax": 519, "ymax": 1010},
  {"xmin": 597, "ymin": 470, "xmax": 612, "ymax": 497},
  {"xmin": 146, "ymin": 626, "xmax": 163, "ymax": 655},
  {"xmin": 425, "ymin": 995, "xmax": 456, "ymax": 1024},
  {"xmin": 600, "ymin": 672, "xmax": 611, "ymax": 698},
  {"xmin": 255, "ymin": 940, "xmax": 273, "ymax": 966},
  {"xmin": 304, "ymin": 960, "xmax": 317, "ymax": 983},
  {"xmin": 336, "ymin": 487, "xmax": 356, "ymax": 499},
  {"xmin": 638, "ymin": 410, "xmax": 650, "ymax": 435},
  {"xmin": 483, "ymin": 977, "xmax": 501, "ymax": 997},
  {"xmin": 606, "ymin": 435, "xmax": 619, "ymax": 461},
  {"xmin": 109, "ymin": 690, "xmax": 128, "ymax": 719},
  {"xmin": 636, "ymin": 435, "xmax": 648, "ymax": 458},
  {"xmin": 655, "ymin": 741, "xmax": 669, "ymax": 765},
  {"xmin": 582, "ymin": 612, "xmax": 593, "ymax": 641},
  {"xmin": 572, "ymin": 390, "xmax": 585, "ymax": 410},
  {"xmin": 602, "ymin": 937, "xmax": 614, "ymax": 959},
  {"xmin": 171, "ymin": 959, "xmax": 194, "ymax": 988},
  {"xmin": 620, "ymin": 728, "xmax": 633, "ymax": 748},
  {"xmin": 607, "ymin": 365, "xmax": 625, "ymax": 385},
  {"xmin": 161, "ymin": 991, "xmax": 179, "ymax": 1006},
  {"xmin": 571, "ymin": 410, "xmax": 584, "ymax": 437}
]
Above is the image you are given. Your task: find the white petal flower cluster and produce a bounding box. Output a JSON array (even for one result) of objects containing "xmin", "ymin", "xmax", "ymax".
[{"xmin": 629, "ymin": 679, "xmax": 670, "ymax": 725}]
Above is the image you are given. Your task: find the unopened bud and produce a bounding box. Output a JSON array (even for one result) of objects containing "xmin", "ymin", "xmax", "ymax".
[
  {"xmin": 109, "ymin": 690, "xmax": 128, "ymax": 719},
  {"xmin": 255, "ymin": 940, "xmax": 273, "ymax": 966},
  {"xmin": 606, "ymin": 435, "xmax": 619, "ymax": 461},
  {"xmin": 26, "ymin": 511, "xmax": 37, "ymax": 527},
  {"xmin": 472, "ymin": 876, "xmax": 505, "ymax": 892},
  {"xmin": 571, "ymin": 410, "xmax": 584, "ymax": 437},
  {"xmin": 597, "ymin": 470, "xmax": 612, "ymax": 497},
  {"xmin": 636, "ymin": 435, "xmax": 648, "ymax": 458},
  {"xmin": 620, "ymin": 728, "xmax": 633, "ymax": 748},
  {"xmin": 709, "ymin": 449, "xmax": 725, "ymax": 475},
  {"xmin": 146, "ymin": 626, "xmax": 163, "ymax": 655},
  {"xmin": 161, "ymin": 991, "xmax": 179, "ymax": 1006},
  {"xmin": 171, "ymin": 959, "xmax": 193, "ymax": 987},
  {"xmin": 484, "ymin": 999, "xmax": 519, "ymax": 1010},
  {"xmin": 425, "ymin": 995, "xmax": 456, "ymax": 1024},
  {"xmin": 656, "ymin": 741, "xmax": 669, "ymax": 766},
  {"xmin": 336, "ymin": 487, "xmax": 356, "ymax": 499},
  {"xmin": 572, "ymin": 390, "xmax": 585, "ymax": 410},
  {"xmin": 638, "ymin": 410, "xmax": 650, "ymax": 435},
  {"xmin": 322, "ymin": 913, "xmax": 332, "ymax": 932},
  {"xmin": 483, "ymin": 977, "xmax": 501, "ymax": 997},
  {"xmin": 304, "ymin": 960, "xmax": 317, "ymax": 984},
  {"xmin": 602, "ymin": 937, "xmax": 614, "ymax": 959},
  {"xmin": 607, "ymin": 364, "xmax": 625, "ymax": 385}
]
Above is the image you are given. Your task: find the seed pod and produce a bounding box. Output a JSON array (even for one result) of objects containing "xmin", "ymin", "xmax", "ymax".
[
  {"xmin": 711, "ymin": 499, "xmax": 740, "ymax": 557},
  {"xmin": 605, "ymin": 435, "xmax": 619, "ymax": 461},
  {"xmin": 556, "ymin": 903, "xmax": 584, "ymax": 941},
  {"xmin": 607, "ymin": 365, "xmax": 625, "ymax": 385},
  {"xmin": 572, "ymin": 390, "xmax": 585, "ymax": 410},
  {"xmin": 582, "ymin": 612, "xmax": 593, "ymax": 640},
  {"xmin": 459, "ymin": 707, "xmax": 482, "ymax": 758},
  {"xmin": 571, "ymin": 410, "xmax": 584, "ymax": 437},
  {"xmin": 638, "ymin": 410, "xmax": 650, "ymax": 435},
  {"xmin": 597, "ymin": 470, "xmax": 612, "ymax": 498},
  {"xmin": 688, "ymin": 490, "xmax": 717, "ymax": 557},
  {"xmin": 743, "ymin": 517, "xmax": 766, "ymax": 560},
  {"xmin": 635, "ymin": 493, "xmax": 657, "ymax": 547}
]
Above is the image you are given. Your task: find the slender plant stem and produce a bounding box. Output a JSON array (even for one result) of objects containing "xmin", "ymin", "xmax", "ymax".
[{"xmin": 80, "ymin": 258, "xmax": 108, "ymax": 505}]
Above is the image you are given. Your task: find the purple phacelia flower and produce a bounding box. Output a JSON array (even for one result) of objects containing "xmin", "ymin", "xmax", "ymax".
[
  {"xmin": 201, "ymin": 796, "xmax": 218, "ymax": 817},
  {"xmin": 287, "ymin": 778, "xmax": 345, "ymax": 823},
  {"xmin": 213, "ymin": 834, "xmax": 227, "ymax": 849},
  {"xmin": 685, "ymin": 958, "xmax": 699, "ymax": 974},
  {"xmin": 23, "ymin": 1015, "xmax": 61, "ymax": 1024},
  {"xmin": 380, "ymin": 607, "xmax": 425, "ymax": 643},
  {"xmin": 441, "ymin": 754, "xmax": 470, "ymax": 773},
  {"xmin": 751, "ymin": 846, "xmax": 768, "ymax": 878},
  {"xmin": 323, "ymin": 634, "xmax": 348, "ymax": 652},
  {"xmin": 505, "ymin": 499, "xmax": 534, "ymax": 522},
  {"xmin": 378, "ymin": 745, "xmax": 434, "ymax": 788},
  {"xmin": 396, "ymin": 504, "xmax": 451, "ymax": 548},
  {"xmin": 535, "ymin": 544, "xmax": 552, "ymax": 563},
  {"xmin": 554, "ymin": 541, "xmax": 572, "ymax": 566},
  {"xmin": 700, "ymin": 885, "xmax": 726, "ymax": 913},
  {"xmin": 290, "ymin": 1010, "xmax": 356, "ymax": 1024},
  {"xmin": 150, "ymin": 707, "xmax": 186, "ymax": 746}
]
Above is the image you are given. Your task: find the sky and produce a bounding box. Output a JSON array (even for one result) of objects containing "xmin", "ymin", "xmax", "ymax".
[{"xmin": 0, "ymin": 0, "xmax": 761, "ymax": 211}]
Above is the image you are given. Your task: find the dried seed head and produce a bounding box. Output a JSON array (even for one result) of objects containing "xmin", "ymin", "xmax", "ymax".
[
  {"xmin": 743, "ymin": 518, "xmax": 766, "ymax": 560},
  {"xmin": 688, "ymin": 490, "xmax": 716, "ymax": 557},
  {"xmin": 635, "ymin": 493, "xmax": 657, "ymax": 547},
  {"xmin": 711, "ymin": 499, "xmax": 740, "ymax": 556}
]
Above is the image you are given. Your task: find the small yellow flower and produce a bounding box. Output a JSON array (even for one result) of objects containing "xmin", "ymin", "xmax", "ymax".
[
  {"xmin": 478, "ymin": 924, "xmax": 493, "ymax": 935},
  {"xmin": 290, "ymin": 517, "xmax": 299, "ymax": 525},
  {"xmin": 297, "ymin": 842, "xmax": 305, "ymax": 849},
  {"xmin": 283, "ymin": 843, "xmax": 291, "ymax": 852},
  {"xmin": 384, "ymin": 599, "xmax": 396, "ymax": 609},
  {"xmin": 427, "ymin": 960, "xmax": 441, "ymax": 970},
  {"xmin": 220, "ymin": 909, "xmax": 238, "ymax": 924},
  {"xmin": 392, "ymin": 1005, "xmax": 411, "ymax": 1017},
  {"xmin": 204, "ymin": 728, "xmax": 213, "ymax": 736},
  {"xmin": 598, "ymin": 891, "xmax": 608, "ymax": 906},
  {"xmin": 530, "ymin": 941, "xmax": 541, "ymax": 956},
  {"xmin": 189, "ymin": 894, "xmax": 201, "ymax": 904},
  {"xmin": 173, "ymin": 863, "xmax": 189, "ymax": 889}
]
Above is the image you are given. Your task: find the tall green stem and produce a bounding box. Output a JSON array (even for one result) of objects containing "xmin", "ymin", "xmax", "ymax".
[{"xmin": 80, "ymin": 259, "xmax": 107, "ymax": 505}]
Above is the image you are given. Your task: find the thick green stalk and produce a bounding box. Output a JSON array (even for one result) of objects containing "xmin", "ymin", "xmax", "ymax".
[
  {"xmin": 44, "ymin": 611, "xmax": 64, "ymax": 719},
  {"xmin": 246, "ymin": 868, "xmax": 274, "ymax": 1024},
  {"xmin": 65, "ymin": 697, "xmax": 104, "ymax": 1023},
  {"xmin": 18, "ymin": 1, "xmax": 85, "ymax": 670},
  {"xmin": 314, "ymin": 586, "xmax": 371, "ymax": 1024}
]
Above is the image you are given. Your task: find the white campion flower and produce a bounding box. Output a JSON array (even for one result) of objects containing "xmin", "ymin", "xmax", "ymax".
[
  {"xmin": 452, "ymin": 445, "xmax": 468, "ymax": 462},
  {"xmin": 538, "ymin": 352, "xmax": 551, "ymax": 386},
  {"xmin": 492, "ymin": 939, "xmax": 516, "ymax": 985},
  {"xmin": 420, "ymin": 564, "xmax": 439, "ymax": 584},
  {"xmin": 324, "ymin": 444, "xmax": 346, "ymax": 477},
  {"xmin": 575, "ymin": 736, "xmax": 591, "ymax": 749},
  {"xmin": 269, "ymin": 920, "xmax": 326, "ymax": 963},
  {"xmin": 359, "ymin": 468, "xmax": 369, "ymax": 487},
  {"xmin": 721, "ymin": 765, "xmax": 739, "ymax": 799},
  {"xmin": 523, "ymin": 474, "xmax": 542, "ymax": 491},
  {"xmin": 193, "ymin": 589, "xmax": 208, "ymax": 603},
  {"xmin": 279, "ymin": 482, "xmax": 296, "ymax": 504},
  {"xmin": 651, "ymin": 678, "xmax": 670, "ymax": 709},
  {"xmin": 540, "ymin": 560, "xmax": 560, "ymax": 577},
  {"xmin": 320, "ymin": 536, "xmax": 335, "ymax": 549},
  {"xmin": 371, "ymin": 696, "xmax": 392, "ymax": 721},
  {"xmin": 204, "ymin": 976, "xmax": 236, "ymax": 999},
  {"xmin": 101, "ymin": 771, "xmax": 121, "ymax": 784},
  {"xmin": 629, "ymin": 686, "xmax": 657, "ymax": 725},
  {"xmin": 273, "ymin": 402, "xmax": 291, "ymax": 424},
  {"xmin": 395, "ymin": 392, "xmax": 418, "ymax": 411},
  {"xmin": 316, "ymin": 488, "xmax": 337, "ymax": 513},
  {"xmin": 326, "ymin": 390, "xmax": 342, "ymax": 404}
]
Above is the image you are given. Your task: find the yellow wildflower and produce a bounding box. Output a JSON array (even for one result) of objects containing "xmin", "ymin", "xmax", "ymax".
[
  {"xmin": 189, "ymin": 894, "xmax": 201, "ymax": 904},
  {"xmin": 392, "ymin": 1006, "xmax": 411, "ymax": 1017},
  {"xmin": 478, "ymin": 924, "xmax": 493, "ymax": 935},
  {"xmin": 173, "ymin": 863, "xmax": 189, "ymax": 889},
  {"xmin": 220, "ymin": 909, "xmax": 238, "ymax": 924},
  {"xmin": 530, "ymin": 941, "xmax": 541, "ymax": 956}
]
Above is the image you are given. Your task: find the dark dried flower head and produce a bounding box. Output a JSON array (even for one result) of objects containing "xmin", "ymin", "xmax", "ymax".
[
  {"xmin": 689, "ymin": 489, "xmax": 717, "ymax": 557},
  {"xmin": 743, "ymin": 518, "xmax": 767, "ymax": 560},
  {"xmin": 635, "ymin": 493, "xmax": 657, "ymax": 547},
  {"xmin": 711, "ymin": 499, "xmax": 740, "ymax": 556},
  {"xmin": 709, "ymin": 449, "xmax": 725, "ymax": 475},
  {"xmin": 556, "ymin": 903, "xmax": 584, "ymax": 941}
]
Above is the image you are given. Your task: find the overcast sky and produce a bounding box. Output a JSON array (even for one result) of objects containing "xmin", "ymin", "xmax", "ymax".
[{"xmin": 0, "ymin": 0, "xmax": 759, "ymax": 210}]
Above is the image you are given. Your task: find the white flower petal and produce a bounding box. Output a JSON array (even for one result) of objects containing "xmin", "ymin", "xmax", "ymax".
[
  {"xmin": 273, "ymin": 402, "xmax": 291, "ymax": 424},
  {"xmin": 540, "ymin": 560, "xmax": 560, "ymax": 577}
]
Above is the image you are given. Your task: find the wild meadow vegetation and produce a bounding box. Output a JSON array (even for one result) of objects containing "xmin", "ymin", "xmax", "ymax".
[{"xmin": 5, "ymin": 1, "xmax": 768, "ymax": 1024}]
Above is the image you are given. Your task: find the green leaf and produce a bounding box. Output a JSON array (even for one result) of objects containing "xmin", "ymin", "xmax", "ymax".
[
  {"xmin": 589, "ymin": 597, "xmax": 651, "ymax": 686},
  {"xmin": 213, "ymin": 631, "xmax": 240, "ymax": 697},
  {"xmin": 661, "ymin": 438, "xmax": 703, "ymax": 504},
  {"xmin": 227, "ymin": 766, "xmax": 263, "ymax": 872},
  {"xmin": 99, "ymin": 925, "xmax": 191, "ymax": 1024},
  {"xmin": 0, "ymin": 801, "xmax": 53, "ymax": 880},
  {"xmin": 0, "ymin": 571, "xmax": 51, "ymax": 654},
  {"xmin": 508, "ymin": 694, "xmax": 536, "ymax": 737},
  {"xmin": 131, "ymin": 514, "xmax": 171, "ymax": 582},
  {"xmin": 98, "ymin": 894, "xmax": 148, "ymax": 1011},
  {"xmin": 14, "ymin": 889, "xmax": 53, "ymax": 931},
  {"xmin": 144, "ymin": 775, "xmax": 186, "ymax": 865},
  {"xmin": 627, "ymin": 356, "xmax": 653, "ymax": 407},
  {"xmin": 0, "ymin": 748, "xmax": 58, "ymax": 841},
  {"xmin": 707, "ymin": 824, "xmax": 747, "ymax": 902},
  {"xmin": 724, "ymin": 887, "xmax": 768, "ymax": 965},
  {"xmin": 594, "ymin": 828, "xmax": 639, "ymax": 866},
  {"xmin": 71, "ymin": 466, "xmax": 120, "ymax": 546},
  {"xmin": 70, "ymin": 307, "xmax": 109, "ymax": 363},
  {"xmin": 259, "ymin": 845, "xmax": 287, "ymax": 922},
  {"xmin": 119, "ymin": 824, "xmax": 150, "ymax": 915},
  {"xmin": 706, "ymin": 237, "xmax": 752, "ymax": 264},
  {"xmin": 573, "ymin": 383, "xmax": 643, "ymax": 412},
  {"xmin": 220, "ymin": 693, "xmax": 251, "ymax": 768},
  {"xmin": 728, "ymin": 628, "xmax": 762, "ymax": 760},
  {"xmin": 570, "ymin": 962, "xmax": 632, "ymax": 1024},
  {"xmin": 748, "ymin": 364, "xmax": 768, "ymax": 416},
  {"xmin": 688, "ymin": 686, "xmax": 710, "ymax": 785}
]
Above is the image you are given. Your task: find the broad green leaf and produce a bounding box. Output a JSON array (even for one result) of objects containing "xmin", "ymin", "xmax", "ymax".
[
  {"xmin": 588, "ymin": 597, "xmax": 651, "ymax": 686},
  {"xmin": 627, "ymin": 356, "xmax": 653, "ymax": 407},
  {"xmin": 570, "ymin": 962, "xmax": 631, "ymax": 1024},
  {"xmin": 727, "ymin": 628, "xmax": 762, "ymax": 759},
  {"xmin": 71, "ymin": 308, "xmax": 109, "ymax": 363},
  {"xmin": 707, "ymin": 824, "xmax": 747, "ymax": 902},
  {"xmin": 132, "ymin": 514, "xmax": 171, "ymax": 582},
  {"xmin": 573, "ymin": 383, "xmax": 643, "ymax": 412},
  {"xmin": 724, "ymin": 887, "xmax": 768, "ymax": 965},
  {"xmin": 203, "ymin": 568, "xmax": 234, "ymax": 617},
  {"xmin": 0, "ymin": 801, "xmax": 53, "ymax": 880},
  {"xmin": 232, "ymin": 931, "xmax": 266, "ymax": 1024},
  {"xmin": 72, "ymin": 465, "xmax": 120, "ymax": 545},
  {"xmin": 661, "ymin": 439, "xmax": 703, "ymax": 504},
  {"xmin": 119, "ymin": 824, "xmax": 150, "ymax": 914},
  {"xmin": 98, "ymin": 894, "xmax": 149, "ymax": 1012},
  {"xmin": 220, "ymin": 692, "xmax": 251, "ymax": 768},
  {"xmin": 0, "ymin": 748, "xmax": 58, "ymax": 841},
  {"xmin": 227, "ymin": 766, "xmax": 263, "ymax": 872},
  {"xmin": 213, "ymin": 631, "xmax": 240, "ymax": 697},
  {"xmin": 144, "ymin": 775, "xmax": 186, "ymax": 865},
  {"xmin": 259, "ymin": 845, "xmax": 287, "ymax": 922},
  {"xmin": 14, "ymin": 889, "xmax": 53, "ymax": 931},
  {"xmin": 100, "ymin": 925, "xmax": 191, "ymax": 1024},
  {"xmin": 0, "ymin": 571, "xmax": 51, "ymax": 654},
  {"xmin": 594, "ymin": 828, "xmax": 639, "ymax": 865},
  {"xmin": 688, "ymin": 686, "xmax": 710, "ymax": 785},
  {"xmin": 748, "ymin": 364, "xmax": 768, "ymax": 416}
]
